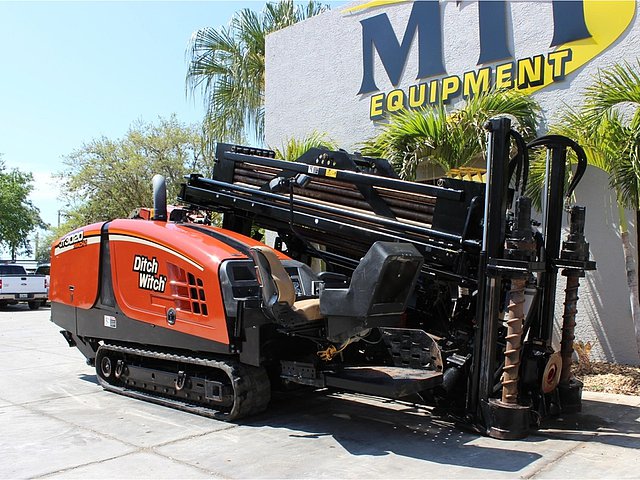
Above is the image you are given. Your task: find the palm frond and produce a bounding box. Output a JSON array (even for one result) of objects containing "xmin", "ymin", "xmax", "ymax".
[
  {"xmin": 584, "ymin": 60, "xmax": 640, "ymax": 122},
  {"xmin": 186, "ymin": 1, "xmax": 330, "ymax": 144},
  {"xmin": 361, "ymin": 89, "xmax": 540, "ymax": 180},
  {"xmin": 532, "ymin": 121, "xmax": 638, "ymax": 211},
  {"xmin": 536, "ymin": 61, "xmax": 640, "ymax": 210},
  {"xmin": 272, "ymin": 131, "xmax": 337, "ymax": 160},
  {"xmin": 460, "ymin": 89, "xmax": 540, "ymax": 140}
]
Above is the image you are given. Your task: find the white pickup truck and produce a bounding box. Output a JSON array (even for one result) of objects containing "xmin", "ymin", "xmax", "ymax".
[{"xmin": 0, "ymin": 264, "xmax": 48, "ymax": 310}]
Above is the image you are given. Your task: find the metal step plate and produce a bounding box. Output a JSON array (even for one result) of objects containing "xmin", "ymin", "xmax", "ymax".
[{"xmin": 324, "ymin": 366, "xmax": 442, "ymax": 399}]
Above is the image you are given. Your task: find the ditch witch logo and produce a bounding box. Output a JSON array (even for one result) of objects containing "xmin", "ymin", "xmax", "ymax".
[
  {"xmin": 133, "ymin": 255, "xmax": 167, "ymax": 293},
  {"xmin": 350, "ymin": 0, "xmax": 635, "ymax": 120}
]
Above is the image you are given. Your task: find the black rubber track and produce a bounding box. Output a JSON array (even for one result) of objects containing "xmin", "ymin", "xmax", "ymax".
[{"xmin": 96, "ymin": 343, "xmax": 271, "ymax": 421}]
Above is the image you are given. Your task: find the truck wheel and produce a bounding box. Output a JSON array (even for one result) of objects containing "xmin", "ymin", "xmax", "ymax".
[{"xmin": 28, "ymin": 301, "xmax": 40, "ymax": 310}]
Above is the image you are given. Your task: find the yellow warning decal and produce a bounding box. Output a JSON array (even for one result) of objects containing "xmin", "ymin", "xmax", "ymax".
[{"xmin": 325, "ymin": 168, "xmax": 338, "ymax": 178}]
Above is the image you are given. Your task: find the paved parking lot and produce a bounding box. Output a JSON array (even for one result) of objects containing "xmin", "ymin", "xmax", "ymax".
[{"xmin": 1, "ymin": 305, "xmax": 639, "ymax": 479}]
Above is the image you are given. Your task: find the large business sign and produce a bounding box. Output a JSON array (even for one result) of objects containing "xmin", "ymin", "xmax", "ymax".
[{"xmin": 347, "ymin": 0, "xmax": 635, "ymax": 120}]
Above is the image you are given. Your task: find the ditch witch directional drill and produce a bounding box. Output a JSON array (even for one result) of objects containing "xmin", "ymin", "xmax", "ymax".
[{"xmin": 51, "ymin": 118, "xmax": 595, "ymax": 439}]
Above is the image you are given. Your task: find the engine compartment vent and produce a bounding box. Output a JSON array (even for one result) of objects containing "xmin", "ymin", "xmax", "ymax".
[{"xmin": 167, "ymin": 263, "xmax": 208, "ymax": 316}]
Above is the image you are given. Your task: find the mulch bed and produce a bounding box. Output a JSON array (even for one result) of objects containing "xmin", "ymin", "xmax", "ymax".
[{"xmin": 574, "ymin": 362, "xmax": 640, "ymax": 396}]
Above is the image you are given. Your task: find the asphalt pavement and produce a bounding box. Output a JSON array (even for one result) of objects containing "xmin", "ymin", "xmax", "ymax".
[{"xmin": 1, "ymin": 305, "xmax": 639, "ymax": 479}]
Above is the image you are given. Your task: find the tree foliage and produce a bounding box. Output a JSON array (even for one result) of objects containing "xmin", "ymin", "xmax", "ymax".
[
  {"xmin": 0, "ymin": 158, "xmax": 44, "ymax": 259},
  {"xmin": 58, "ymin": 116, "xmax": 212, "ymax": 230},
  {"xmin": 361, "ymin": 90, "xmax": 540, "ymax": 180},
  {"xmin": 272, "ymin": 132, "xmax": 337, "ymax": 161},
  {"xmin": 527, "ymin": 61, "xmax": 640, "ymax": 210},
  {"xmin": 186, "ymin": 1, "xmax": 330, "ymax": 144},
  {"xmin": 35, "ymin": 232, "xmax": 53, "ymax": 264},
  {"xmin": 582, "ymin": 61, "xmax": 640, "ymax": 210},
  {"xmin": 35, "ymin": 225, "xmax": 72, "ymax": 264}
]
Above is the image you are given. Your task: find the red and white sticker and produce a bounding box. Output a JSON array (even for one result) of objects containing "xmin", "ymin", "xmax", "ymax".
[{"xmin": 103, "ymin": 315, "xmax": 117, "ymax": 329}]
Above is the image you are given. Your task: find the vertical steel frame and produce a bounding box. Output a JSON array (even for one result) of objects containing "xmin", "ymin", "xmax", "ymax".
[{"xmin": 468, "ymin": 118, "xmax": 511, "ymax": 419}]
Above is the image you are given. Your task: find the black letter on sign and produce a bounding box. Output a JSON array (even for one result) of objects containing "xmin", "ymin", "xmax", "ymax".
[
  {"xmin": 550, "ymin": 0, "xmax": 592, "ymax": 46},
  {"xmin": 358, "ymin": 1, "xmax": 446, "ymax": 95},
  {"xmin": 478, "ymin": 0, "xmax": 512, "ymax": 65}
]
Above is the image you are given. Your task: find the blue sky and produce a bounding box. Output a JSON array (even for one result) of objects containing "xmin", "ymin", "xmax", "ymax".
[{"xmin": 0, "ymin": 1, "xmax": 271, "ymax": 233}]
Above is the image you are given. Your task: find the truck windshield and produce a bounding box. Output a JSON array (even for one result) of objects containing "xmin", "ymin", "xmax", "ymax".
[
  {"xmin": 0, "ymin": 265, "xmax": 26, "ymax": 275},
  {"xmin": 36, "ymin": 265, "xmax": 50, "ymax": 275}
]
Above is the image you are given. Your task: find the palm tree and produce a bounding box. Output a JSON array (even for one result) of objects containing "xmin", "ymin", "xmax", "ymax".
[
  {"xmin": 272, "ymin": 131, "xmax": 337, "ymax": 161},
  {"xmin": 361, "ymin": 89, "xmax": 540, "ymax": 180},
  {"xmin": 542, "ymin": 61, "xmax": 640, "ymax": 358},
  {"xmin": 186, "ymin": 1, "xmax": 330, "ymax": 144}
]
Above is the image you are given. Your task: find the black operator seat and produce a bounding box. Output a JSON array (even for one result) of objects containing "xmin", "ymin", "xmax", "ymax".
[
  {"xmin": 319, "ymin": 242, "xmax": 424, "ymax": 342},
  {"xmin": 249, "ymin": 246, "xmax": 322, "ymax": 325}
]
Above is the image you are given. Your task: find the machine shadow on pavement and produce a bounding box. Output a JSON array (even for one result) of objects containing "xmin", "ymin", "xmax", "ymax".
[
  {"xmin": 78, "ymin": 373, "xmax": 98, "ymax": 384},
  {"xmin": 241, "ymin": 390, "xmax": 543, "ymax": 472}
]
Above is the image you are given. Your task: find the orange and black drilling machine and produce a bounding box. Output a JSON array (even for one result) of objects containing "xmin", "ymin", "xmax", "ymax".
[{"xmin": 51, "ymin": 119, "xmax": 595, "ymax": 438}]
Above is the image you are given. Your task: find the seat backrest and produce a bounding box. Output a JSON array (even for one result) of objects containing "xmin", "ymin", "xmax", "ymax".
[
  {"xmin": 249, "ymin": 246, "xmax": 296, "ymax": 309},
  {"xmin": 320, "ymin": 242, "xmax": 423, "ymax": 318},
  {"xmin": 367, "ymin": 248, "xmax": 423, "ymax": 315}
]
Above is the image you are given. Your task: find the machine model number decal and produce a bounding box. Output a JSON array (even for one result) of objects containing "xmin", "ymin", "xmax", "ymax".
[
  {"xmin": 133, "ymin": 255, "xmax": 167, "ymax": 293},
  {"xmin": 57, "ymin": 231, "xmax": 86, "ymax": 249},
  {"xmin": 104, "ymin": 315, "xmax": 117, "ymax": 328},
  {"xmin": 307, "ymin": 165, "xmax": 320, "ymax": 175}
]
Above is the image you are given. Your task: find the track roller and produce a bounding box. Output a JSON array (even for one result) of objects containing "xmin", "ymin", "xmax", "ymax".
[{"xmin": 100, "ymin": 355, "xmax": 113, "ymax": 379}]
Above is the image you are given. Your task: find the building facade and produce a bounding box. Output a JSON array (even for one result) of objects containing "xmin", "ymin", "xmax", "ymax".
[{"xmin": 265, "ymin": 0, "xmax": 640, "ymax": 365}]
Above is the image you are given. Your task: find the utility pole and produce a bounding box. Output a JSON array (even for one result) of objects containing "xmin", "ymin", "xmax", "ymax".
[{"xmin": 34, "ymin": 231, "xmax": 39, "ymax": 261}]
